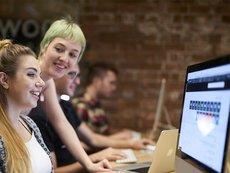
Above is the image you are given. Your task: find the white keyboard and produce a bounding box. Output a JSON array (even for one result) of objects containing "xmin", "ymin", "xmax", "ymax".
[{"xmin": 116, "ymin": 149, "xmax": 137, "ymax": 163}]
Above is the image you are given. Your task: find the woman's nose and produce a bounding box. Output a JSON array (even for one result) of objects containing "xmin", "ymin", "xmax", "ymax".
[
  {"xmin": 36, "ymin": 78, "xmax": 45, "ymax": 88},
  {"xmin": 59, "ymin": 53, "xmax": 69, "ymax": 62}
]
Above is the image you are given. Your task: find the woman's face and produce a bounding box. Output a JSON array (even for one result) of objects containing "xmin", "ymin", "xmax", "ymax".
[
  {"xmin": 7, "ymin": 55, "xmax": 45, "ymax": 110},
  {"xmin": 41, "ymin": 37, "xmax": 82, "ymax": 80}
]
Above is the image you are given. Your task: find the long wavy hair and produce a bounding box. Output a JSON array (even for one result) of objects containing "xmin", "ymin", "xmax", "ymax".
[{"xmin": 0, "ymin": 39, "xmax": 36, "ymax": 173}]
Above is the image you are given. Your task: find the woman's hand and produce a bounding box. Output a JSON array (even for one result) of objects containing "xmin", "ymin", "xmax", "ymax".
[{"xmin": 87, "ymin": 159, "xmax": 112, "ymax": 172}]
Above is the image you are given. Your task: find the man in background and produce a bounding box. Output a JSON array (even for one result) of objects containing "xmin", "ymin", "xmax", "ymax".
[{"xmin": 71, "ymin": 62, "xmax": 139, "ymax": 139}]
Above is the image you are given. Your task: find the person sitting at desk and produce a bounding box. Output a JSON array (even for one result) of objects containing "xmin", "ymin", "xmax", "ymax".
[{"xmin": 71, "ymin": 62, "xmax": 139, "ymax": 139}]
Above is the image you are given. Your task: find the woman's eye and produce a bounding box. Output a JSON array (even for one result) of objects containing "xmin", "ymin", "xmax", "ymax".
[
  {"xmin": 55, "ymin": 47, "xmax": 63, "ymax": 53},
  {"xmin": 27, "ymin": 73, "xmax": 36, "ymax": 77},
  {"xmin": 69, "ymin": 52, "xmax": 78, "ymax": 59}
]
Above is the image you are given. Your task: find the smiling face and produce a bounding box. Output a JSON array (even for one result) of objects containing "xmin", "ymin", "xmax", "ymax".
[
  {"xmin": 40, "ymin": 37, "xmax": 82, "ymax": 81},
  {"xmin": 7, "ymin": 55, "xmax": 45, "ymax": 110}
]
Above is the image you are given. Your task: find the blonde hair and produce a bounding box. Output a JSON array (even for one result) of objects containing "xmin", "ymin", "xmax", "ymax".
[
  {"xmin": 0, "ymin": 39, "xmax": 35, "ymax": 173},
  {"xmin": 40, "ymin": 17, "xmax": 86, "ymax": 63}
]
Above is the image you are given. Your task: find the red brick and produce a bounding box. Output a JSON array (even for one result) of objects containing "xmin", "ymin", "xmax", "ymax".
[
  {"xmin": 3, "ymin": 0, "xmax": 230, "ymax": 130},
  {"xmin": 189, "ymin": 5, "xmax": 212, "ymax": 13},
  {"xmin": 167, "ymin": 5, "xmax": 188, "ymax": 13}
]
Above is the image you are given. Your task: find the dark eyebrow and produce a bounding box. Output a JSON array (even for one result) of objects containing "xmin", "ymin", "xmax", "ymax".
[{"xmin": 56, "ymin": 43, "xmax": 65, "ymax": 47}]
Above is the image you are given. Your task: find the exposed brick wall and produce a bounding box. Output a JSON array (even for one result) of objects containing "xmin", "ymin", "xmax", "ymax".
[
  {"xmin": 79, "ymin": 0, "xmax": 230, "ymax": 131},
  {"xmin": 1, "ymin": 0, "xmax": 230, "ymax": 131}
]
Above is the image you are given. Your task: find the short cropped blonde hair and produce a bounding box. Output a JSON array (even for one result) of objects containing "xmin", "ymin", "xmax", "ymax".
[{"xmin": 40, "ymin": 18, "xmax": 86, "ymax": 63}]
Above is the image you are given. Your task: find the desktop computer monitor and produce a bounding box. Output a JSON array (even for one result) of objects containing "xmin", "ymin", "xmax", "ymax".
[{"xmin": 175, "ymin": 55, "xmax": 230, "ymax": 173}]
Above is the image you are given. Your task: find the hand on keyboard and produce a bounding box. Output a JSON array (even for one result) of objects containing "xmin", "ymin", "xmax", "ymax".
[{"xmin": 116, "ymin": 149, "xmax": 137, "ymax": 163}]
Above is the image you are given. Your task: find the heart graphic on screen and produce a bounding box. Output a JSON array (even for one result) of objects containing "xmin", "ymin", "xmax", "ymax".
[{"xmin": 197, "ymin": 113, "xmax": 216, "ymax": 136}]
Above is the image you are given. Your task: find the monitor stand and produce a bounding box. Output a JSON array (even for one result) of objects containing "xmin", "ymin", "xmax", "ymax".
[{"xmin": 150, "ymin": 78, "xmax": 175, "ymax": 140}]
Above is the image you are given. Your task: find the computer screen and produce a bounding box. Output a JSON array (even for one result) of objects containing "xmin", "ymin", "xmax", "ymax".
[{"xmin": 176, "ymin": 56, "xmax": 230, "ymax": 173}]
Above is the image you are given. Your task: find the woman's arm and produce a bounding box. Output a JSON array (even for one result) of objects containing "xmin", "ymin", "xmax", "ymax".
[
  {"xmin": 51, "ymin": 152, "xmax": 85, "ymax": 173},
  {"xmin": 41, "ymin": 79, "xmax": 111, "ymax": 172},
  {"xmin": 51, "ymin": 148, "xmax": 124, "ymax": 173}
]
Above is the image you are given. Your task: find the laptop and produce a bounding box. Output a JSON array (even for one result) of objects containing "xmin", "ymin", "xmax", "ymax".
[
  {"xmin": 114, "ymin": 129, "xmax": 178, "ymax": 173},
  {"xmin": 175, "ymin": 55, "xmax": 230, "ymax": 173}
]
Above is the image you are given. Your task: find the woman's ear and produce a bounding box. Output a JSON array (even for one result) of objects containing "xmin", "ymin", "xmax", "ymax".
[{"xmin": 0, "ymin": 72, "xmax": 9, "ymax": 89}]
